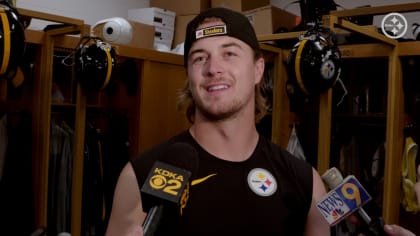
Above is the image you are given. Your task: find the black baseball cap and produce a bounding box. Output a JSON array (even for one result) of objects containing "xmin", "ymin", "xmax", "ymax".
[{"xmin": 184, "ymin": 7, "xmax": 260, "ymax": 66}]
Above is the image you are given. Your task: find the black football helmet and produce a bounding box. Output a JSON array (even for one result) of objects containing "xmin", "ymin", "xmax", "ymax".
[
  {"xmin": 75, "ymin": 36, "xmax": 117, "ymax": 91},
  {"xmin": 0, "ymin": 1, "xmax": 25, "ymax": 82},
  {"xmin": 286, "ymin": 25, "xmax": 341, "ymax": 99}
]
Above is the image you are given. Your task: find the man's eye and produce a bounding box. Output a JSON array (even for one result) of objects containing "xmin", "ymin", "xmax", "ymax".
[
  {"xmin": 192, "ymin": 56, "xmax": 206, "ymax": 64},
  {"xmin": 225, "ymin": 51, "xmax": 237, "ymax": 57}
]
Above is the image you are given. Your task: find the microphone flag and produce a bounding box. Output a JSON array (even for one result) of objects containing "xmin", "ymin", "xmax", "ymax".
[{"xmin": 316, "ymin": 175, "xmax": 372, "ymax": 226}]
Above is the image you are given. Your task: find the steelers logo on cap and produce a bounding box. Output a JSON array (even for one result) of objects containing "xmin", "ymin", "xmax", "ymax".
[{"xmin": 247, "ymin": 168, "xmax": 277, "ymax": 197}]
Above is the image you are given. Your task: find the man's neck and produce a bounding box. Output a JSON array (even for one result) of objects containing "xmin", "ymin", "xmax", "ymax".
[{"xmin": 189, "ymin": 117, "xmax": 259, "ymax": 162}]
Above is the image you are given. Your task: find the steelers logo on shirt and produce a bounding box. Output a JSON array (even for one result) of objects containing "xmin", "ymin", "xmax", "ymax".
[{"xmin": 247, "ymin": 168, "xmax": 277, "ymax": 197}]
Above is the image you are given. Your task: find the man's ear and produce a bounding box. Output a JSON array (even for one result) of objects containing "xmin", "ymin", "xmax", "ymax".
[{"xmin": 254, "ymin": 57, "xmax": 265, "ymax": 84}]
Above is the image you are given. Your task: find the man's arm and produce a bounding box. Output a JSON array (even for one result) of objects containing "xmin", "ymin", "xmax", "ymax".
[
  {"xmin": 106, "ymin": 163, "xmax": 146, "ymax": 236},
  {"xmin": 304, "ymin": 168, "xmax": 330, "ymax": 236}
]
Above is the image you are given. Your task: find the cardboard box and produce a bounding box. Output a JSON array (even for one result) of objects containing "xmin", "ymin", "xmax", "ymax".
[
  {"xmin": 150, "ymin": 0, "xmax": 210, "ymax": 15},
  {"xmin": 128, "ymin": 7, "xmax": 176, "ymax": 29},
  {"xmin": 154, "ymin": 38, "xmax": 173, "ymax": 51},
  {"xmin": 243, "ymin": 5, "xmax": 298, "ymax": 35},
  {"xmin": 211, "ymin": 0, "xmax": 269, "ymax": 12},
  {"xmin": 155, "ymin": 26, "xmax": 174, "ymax": 42},
  {"xmin": 92, "ymin": 20, "xmax": 154, "ymax": 49},
  {"xmin": 172, "ymin": 14, "xmax": 196, "ymax": 48}
]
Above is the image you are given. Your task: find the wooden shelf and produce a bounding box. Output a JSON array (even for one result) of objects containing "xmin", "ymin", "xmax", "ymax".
[
  {"xmin": 399, "ymin": 41, "xmax": 420, "ymax": 56},
  {"xmin": 113, "ymin": 44, "xmax": 183, "ymax": 65}
]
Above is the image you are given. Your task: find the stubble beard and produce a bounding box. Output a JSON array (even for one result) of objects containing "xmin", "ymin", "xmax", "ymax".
[{"xmin": 195, "ymin": 97, "xmax": 243, "ymax": 122}]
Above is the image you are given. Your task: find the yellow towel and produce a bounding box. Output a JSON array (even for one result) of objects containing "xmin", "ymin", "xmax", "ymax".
[{"xmin": 401, "ymin": 136, "xmax": 419, "ymax": 213}]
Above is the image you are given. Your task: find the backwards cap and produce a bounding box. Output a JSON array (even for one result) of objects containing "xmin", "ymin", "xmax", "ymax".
[{"xmin": 184, "ymin": 7, "xmax": 260, "ymax": 66}]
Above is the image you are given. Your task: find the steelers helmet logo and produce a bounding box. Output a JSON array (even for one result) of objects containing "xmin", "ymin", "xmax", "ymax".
[
  {"xmin": 247, "ymin": 168, "xmax": 277, "ymax": 197},
  {"xmin": 320, "ymin": 59, "xmax": 336, "ymax": 80}
]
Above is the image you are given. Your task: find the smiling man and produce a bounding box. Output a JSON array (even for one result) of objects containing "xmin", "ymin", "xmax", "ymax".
[{"xmin": 106, "ymin": 7, "xmax": 329, "ymax": 236}]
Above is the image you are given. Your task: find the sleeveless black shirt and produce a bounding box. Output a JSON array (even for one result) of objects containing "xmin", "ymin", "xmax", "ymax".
[{"xmin": 130, "ymin": 130, "xmax": 313, "ymax": 236}]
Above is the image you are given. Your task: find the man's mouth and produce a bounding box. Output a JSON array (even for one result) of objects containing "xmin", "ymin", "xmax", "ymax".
[{"xmin": 207, "ymin": 84, "xmax": 229, "ymax": 92}]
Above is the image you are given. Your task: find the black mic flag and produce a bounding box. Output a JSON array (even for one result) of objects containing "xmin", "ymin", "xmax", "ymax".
[{"xmin": 141, "ymin": 142, "xmax": 198, "ymax": 236}]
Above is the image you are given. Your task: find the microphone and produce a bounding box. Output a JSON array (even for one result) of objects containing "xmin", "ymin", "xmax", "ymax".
[
  {"xmin": 316, "ymin": 167, "xmax": 386, "ymax": 235},
  {"xmin": 140, "ymin": 142, "xmax": 198, "ymax": 236}
]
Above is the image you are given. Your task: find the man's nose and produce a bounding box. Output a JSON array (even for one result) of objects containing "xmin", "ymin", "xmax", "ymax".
[{"xmin": 204, "ymin": 56, "xmax": 224, "ymax": 77}]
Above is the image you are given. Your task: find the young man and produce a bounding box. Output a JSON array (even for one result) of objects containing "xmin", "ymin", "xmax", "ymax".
[{"xmin": 106, "ymin": 7, "xmax": 329, "ymax": 235}]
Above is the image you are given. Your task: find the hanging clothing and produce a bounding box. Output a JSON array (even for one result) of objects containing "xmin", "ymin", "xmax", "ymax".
[
  {"xmin": 401, "ymin": 136, "xmax": 419, "ymax": 213},
  {"xmin": 287, "ymin": 123, "xmax": 306, "ymax": 161},
  {"xmin": 371, "ymin": 142, "xmax": 386, "ymax": 180},
  {"xmin": 370, "ymin": 142, "xmax": 386, "ymax": 210},
  {"xmin": 81, "ymin": 114, "xmax": 130, "ymax": 236},
  {"xmin": 48, "ymin": 123, "xmax": 74, "ymax": 235},
  {"xmin": 82, "ymin": 123, "xmax": 106, "ymax": 236},
  {"xmin": 338, "ymin": 135, "xmax": 361, "ymax": 179}
]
